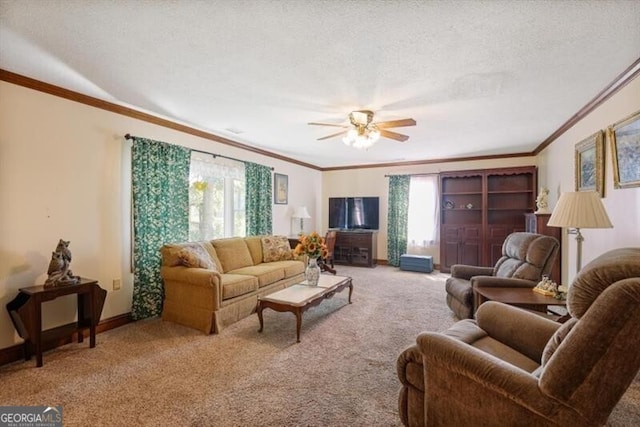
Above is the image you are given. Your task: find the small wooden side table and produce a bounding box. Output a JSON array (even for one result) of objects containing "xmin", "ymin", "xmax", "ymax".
[
  {"xmin": 474, "ymin": 286, "xmax": 567, "ymax": 320},
  {"xmin": 6, "ymin": 278, "xmax": 107, "ymax": 367}
]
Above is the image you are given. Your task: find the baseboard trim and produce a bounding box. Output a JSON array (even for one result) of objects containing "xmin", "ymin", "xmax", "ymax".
[{"xmin": 0, "ymin": 312, "xmax": 133, "ymax": 367}]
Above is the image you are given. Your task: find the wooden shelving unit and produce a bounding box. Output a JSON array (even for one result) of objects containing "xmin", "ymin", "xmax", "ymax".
[{"xmin": 440, "ymin": 166, "xmax": 537, "ymax": 273}]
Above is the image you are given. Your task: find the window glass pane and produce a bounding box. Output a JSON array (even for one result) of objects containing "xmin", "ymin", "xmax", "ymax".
[
  {"xmin": 189, "ymin": 151, "xmax": 245, "ymax": 241},
  {"xmin": 407, "ymin": 175, "xmax": 439, "ymax": 247},
  {"xmin": 233, "ymin": 179, "xmax": 246, "ymax": 237}
]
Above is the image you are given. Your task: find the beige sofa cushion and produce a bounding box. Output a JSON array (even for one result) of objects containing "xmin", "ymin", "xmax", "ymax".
[
  {"xmin": 269, "ymin": 260, "xmax": 306, "ymax": 278},
  {"xmin": 230, "ymin": 265, "xmax": 285, "ymax": 288},
  {"xmin": 244, "ymin": 236, "xmax": 264, "ymax": 265},
  {"xmin": 221, "ymin": 274, "xmax": 259, "ymax": 300},
  {"xmin": 212, "ymin": 238, "xmax": 253, "ymax": 272},
  {"xmin": 261, "ymin": 235, "xmax": 294, "ymax": 262}
]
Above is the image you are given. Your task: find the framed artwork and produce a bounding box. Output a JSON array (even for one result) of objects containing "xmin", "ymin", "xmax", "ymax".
[
  {"xmin": 274, "ymin": 173, "xmax": 288, "ymax": 204},
  {"xmin": 574, "ymin": 130, "xmax": 605, "ymax": 197},
  {"xmin": 609, "ymin": 110, "xmax": 640, "ymax": 189}
]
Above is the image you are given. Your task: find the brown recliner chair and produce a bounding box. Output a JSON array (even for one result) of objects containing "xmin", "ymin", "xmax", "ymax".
[
  {"xmin": 446, "ymin": 232, "xmax": 559, "ymax": 319},
  {"xmin": 397, "ymin": 247, "xmax": 640, "ymax": 426}
]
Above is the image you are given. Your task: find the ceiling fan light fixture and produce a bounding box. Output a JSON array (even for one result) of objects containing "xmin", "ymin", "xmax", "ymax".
[
  {"xmin": 349, "ymin": 110, "xmax": 373, "ymax": 126},
  {"xmin": 342, "ymin": 125, "xmax": 379, "ymax": 149},
  {"xmin": 313, "ymin": 109, "xmax": 414, "ymax": 147}
]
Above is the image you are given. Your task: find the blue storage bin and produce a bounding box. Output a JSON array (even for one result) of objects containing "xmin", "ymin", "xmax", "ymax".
[{"xmin": 399, "ymin": 254, "xmax": 434, "ymax": 273}]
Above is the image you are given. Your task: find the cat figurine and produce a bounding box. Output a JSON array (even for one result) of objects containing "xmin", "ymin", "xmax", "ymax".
[
  {"xmin": 44, "ymin": 251, "xmax": 70, "ymax": 286},
  {"xmin": 44, "ymin": 239, "xmax": 80, "ymax": 287},
  {"xmin": 55, "ymin": 239, "xmax": 72, "ymax": 263}
]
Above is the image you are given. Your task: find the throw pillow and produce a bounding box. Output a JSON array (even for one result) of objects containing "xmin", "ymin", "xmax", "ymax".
[
  {"xmin": 177, "ymin": 244, "xmax": 217, "ymax": 270},
  {"xmin": 261, "ymin": 236, "xmax": 294, "ymax": 263}
]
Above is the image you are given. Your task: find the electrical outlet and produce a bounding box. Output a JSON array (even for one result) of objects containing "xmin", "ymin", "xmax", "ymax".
[{"xmin": 112, "ymin": 279, "xmax": 121, "ymax": 291}]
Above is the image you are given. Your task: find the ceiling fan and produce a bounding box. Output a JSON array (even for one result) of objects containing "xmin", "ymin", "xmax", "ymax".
[{"xmin": 308, "ymin": 110, "xmax": 416, "ymax": 149}]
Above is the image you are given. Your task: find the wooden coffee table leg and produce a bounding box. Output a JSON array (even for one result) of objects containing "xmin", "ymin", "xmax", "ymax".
[
  {"xmin": 295, "ymin": 308, "xmax": 302, "ymax": 343},
  {"xmin": 257, "ymin": 301, "xmax": 264, "ymax": 333}
]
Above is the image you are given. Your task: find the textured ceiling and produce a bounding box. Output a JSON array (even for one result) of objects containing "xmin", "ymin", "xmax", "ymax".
[{"xmin": 1, "ymin": 0, "xmax": 639, "ymax": 168}]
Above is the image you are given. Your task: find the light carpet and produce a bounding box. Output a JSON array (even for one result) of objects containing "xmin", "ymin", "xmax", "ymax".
[{"xmin": 0, "ymin": 265, "xmax": 638, "ymax": 426}]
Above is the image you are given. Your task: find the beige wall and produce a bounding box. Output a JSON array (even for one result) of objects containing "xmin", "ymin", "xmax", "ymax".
[
  {"xmin": 0, "ymin": 81, "xmax": 321, "ymax": 349},
  {"xmin": 536, "ymin": 76, "xmax": 640, "ymax": 284}
]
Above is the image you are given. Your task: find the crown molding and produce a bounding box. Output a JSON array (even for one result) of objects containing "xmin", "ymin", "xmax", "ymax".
[
  {"xmin": 534, "ymin": 57, "xmax": 640, "ymax": 155},
  {"xmin": 2, "ymin": 60, "xmax": 638, "ymax": 171},
  {"xmin": 0, "ymin": 69, "xmax": 321, "ymax": 171}
]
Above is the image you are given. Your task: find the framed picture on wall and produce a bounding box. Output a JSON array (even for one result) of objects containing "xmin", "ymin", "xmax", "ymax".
[
  {"xmin": 609, "ymin": 110, "xmax": 640, "ymax": 189},
  {"xmin": 574, "ymin": 130, "xmax": 605, "ymax": 197},
  {"xmin": 274, "ymin": 173, "xmax": 288, "ymax": 204}
]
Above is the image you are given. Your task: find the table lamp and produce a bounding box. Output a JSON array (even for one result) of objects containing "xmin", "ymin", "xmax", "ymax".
[
  {"xmin": 292, "ymin": 206, "xmax": 311, "ymax": 235},
  {"xmin": 547, "ymin": 191, "xmax": 613, "ymax": 273}
]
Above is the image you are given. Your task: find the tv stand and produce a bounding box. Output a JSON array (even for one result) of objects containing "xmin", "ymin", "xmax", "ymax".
[{"xmin": 334, "ymin": 231, "xmax": 377, "ymax": 268}]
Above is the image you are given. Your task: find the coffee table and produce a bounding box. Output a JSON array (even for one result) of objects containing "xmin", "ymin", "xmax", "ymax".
[
  {"xmin": 257, "ymin": 274, "xmax": 353, "ymax": 343},
  {"xmin": 474, "ymin": 286, "xmax": 567, "ymax": 320}
]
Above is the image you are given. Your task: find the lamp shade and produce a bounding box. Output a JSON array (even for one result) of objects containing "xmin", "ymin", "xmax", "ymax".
[
  {"xmin": 292, "ymin": 206, "xmax": 311, "ymax": 219},
  {"xmin": 547, "ymin": 191, "xmax": 613, "ymax": 229}
]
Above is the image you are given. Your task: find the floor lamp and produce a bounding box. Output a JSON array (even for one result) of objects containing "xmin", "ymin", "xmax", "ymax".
[{"xmin": 547, "ymin": 191, "xmax": 613, "ymax": 273}]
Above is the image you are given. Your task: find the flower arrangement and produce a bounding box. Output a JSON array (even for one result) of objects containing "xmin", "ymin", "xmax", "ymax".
[{"xmin": 294, "ymin": 231, "xmax": 328, "ymax": 260}]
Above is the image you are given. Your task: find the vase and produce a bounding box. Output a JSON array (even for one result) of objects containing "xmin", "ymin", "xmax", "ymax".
[{"xmin": 305, "ymin": 257, "xmax": 321, "ymax": 286}]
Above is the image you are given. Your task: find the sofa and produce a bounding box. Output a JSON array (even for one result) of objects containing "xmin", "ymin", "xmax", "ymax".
[
  {"xmin": 397, "ymin": 247, "xmax": 640, "ymax": 426},
  {"xmin": 160, "ymin": 235, "xmax": 305, "ymax": 334}
]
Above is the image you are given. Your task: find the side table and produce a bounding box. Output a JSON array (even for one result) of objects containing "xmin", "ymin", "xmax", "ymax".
[
  {"xmin": 6, "ymin": 278, "xmax": 107, "ymax": 367},
  {"xmin": 474, "ymin": 286, "xmax": 567, "ymax": 321}
]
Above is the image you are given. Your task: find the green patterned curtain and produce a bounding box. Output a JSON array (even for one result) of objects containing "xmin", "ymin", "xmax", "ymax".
[
  {"xmin": 131, "ymin": 137, "xmax": 190, "ymax": 319},
  {"xmin": 245, "ymin": 162, "xmax": 273, "ymax": 236},
  {"xmin": 387, "ymin": 175, "xmax": 411, "ymax": 266}
]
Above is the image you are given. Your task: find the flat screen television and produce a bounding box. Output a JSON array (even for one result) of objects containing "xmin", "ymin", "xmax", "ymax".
[{"xmin": 328, "ymin": 197, "xmax": 379, "ymax": 230}]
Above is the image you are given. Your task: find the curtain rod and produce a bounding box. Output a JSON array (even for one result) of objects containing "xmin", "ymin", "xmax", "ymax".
[
  {"xmin": 384, "ymin": 173, "xmax": 439, "ymax": 177},
  {"xmin": 124, "ymin": 133, "xmax": 274, "ymax": 170}
]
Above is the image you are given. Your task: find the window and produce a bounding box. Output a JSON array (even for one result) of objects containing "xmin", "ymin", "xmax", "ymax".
[
  {"xmin": 407, "ymin": 175, "xmax": 439, "ymax": 248},
  {"xmin": 189, "ymin": 152, "xmax": 245, "ymax": 240}
]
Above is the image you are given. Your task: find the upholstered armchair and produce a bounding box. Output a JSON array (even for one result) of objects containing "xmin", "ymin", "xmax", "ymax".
[
  {"xmin": 446, "ymin": 232, "xmax": 559, "ymax": 319},
  {"xmin": 397, "ymin": 247, "xmax": 640, "ymax": 426}
]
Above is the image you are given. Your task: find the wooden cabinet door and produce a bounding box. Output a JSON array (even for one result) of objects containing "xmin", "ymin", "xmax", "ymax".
[
  {"xmin": 441, "ymin": 226, "xmax": 461, "ymax": 272},
  {"xmin": 486, "ymin": 225, "xmax": 509, "ymax": 266},
  {"xmin": 460, "ymin": 226, "xmax": 482, "ymax": 266},
  {"xmin": 440, "ymin": 225, "xmax": 482, "ymax": 271}
]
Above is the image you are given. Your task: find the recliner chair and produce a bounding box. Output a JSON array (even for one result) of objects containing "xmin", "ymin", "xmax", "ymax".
[
  {"xmin": 397, "ymin": 247, "xmax": 640, "ymax": 426},
  {"xmin": 446, "ymin": 232, "xmax": 559, "ymax": 319}
]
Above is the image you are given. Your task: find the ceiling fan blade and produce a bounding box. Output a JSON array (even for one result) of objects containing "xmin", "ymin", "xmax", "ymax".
[
  {"xmin": 308, "ymin": 122, "xmax": 349, "ymax": 128},
  {"xmin": 380, "ymin": 129, "xmax": 410, "ymax": 142},
  {"xmin": 318, "ymin": 130, "xmax": 348, "ymax": 141},
  {"xmin": 374, "ymin": 118, "xmax": 416, "ymax": 129}
]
